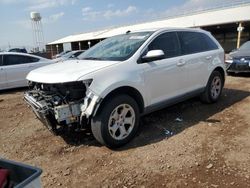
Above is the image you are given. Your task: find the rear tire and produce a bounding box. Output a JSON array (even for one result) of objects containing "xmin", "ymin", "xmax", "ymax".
[
  {"xmin": 200, "ymin": 70, "xmax": 224, "ymax": 103},
  {"xmin": 91, "ymin": 95, "xmax": 140, "ymax": 148}
]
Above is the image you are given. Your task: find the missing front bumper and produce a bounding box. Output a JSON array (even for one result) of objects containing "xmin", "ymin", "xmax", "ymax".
[
  {"xmin": 24, "ymin": 90, "xmax": 101, "ymax": 132},
  {"xmin": 24, "ymin": 92, "xmax": 56, "ymax": 131}
]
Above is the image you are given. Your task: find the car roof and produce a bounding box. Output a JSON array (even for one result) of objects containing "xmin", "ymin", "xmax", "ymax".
[
  {"xmin": 9, "ymin": 47, "xmax": 26, "ymax": 49},
  {"xmin": 130, "ymin": 27, "xmax": 206, "ymax": 34},
  {"xmin": 0, "ymin": 52, "xmax": 48, "ymax": 60}
]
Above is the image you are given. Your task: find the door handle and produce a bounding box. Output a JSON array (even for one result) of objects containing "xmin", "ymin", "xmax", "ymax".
[
  {"xmin": 177, "ymin": 59, "xmax": 186, "ymax": 66},
  {"xmin": 206, "ymin": 56, "xmax": 212, "ymax": 60},
  {"xmin": 28, "ymin": 65, "xmax": 35, "ymax": 68}
]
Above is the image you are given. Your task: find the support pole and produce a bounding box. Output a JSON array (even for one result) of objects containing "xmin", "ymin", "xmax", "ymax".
[
  {"xmin": 237, "ymin": 22, "xmax": 243, "ymax": 49},
  {"xmin": 51, "ymin": 45, "xmax": 53, "ymax": 58},
  {"xmin": 56, "ymin": 45, "xmax": 59, "ymax": 54},
  {"xmin": 79, "ymin": 42, "xmax": 81, "ymax": 50}
]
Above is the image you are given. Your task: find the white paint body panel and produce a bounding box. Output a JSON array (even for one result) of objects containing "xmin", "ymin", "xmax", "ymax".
[
  {"xmin": 143, "ymin": 56, "xmax": 188, "ymax": 105},
  {"xmin": 27, "ymin": 60, "xmax": 120, "ymax": 83}
]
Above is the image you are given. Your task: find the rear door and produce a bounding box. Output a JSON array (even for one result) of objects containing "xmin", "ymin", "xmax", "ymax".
[
  {"xmin": 3, "ymin": 54, "xmax": 40, "ymax": 88},
  {"xmin": 177, "ymin": 31, "xmax": 219, "ymax": 91},
  {"xmin": 0, "ymin": 55, "xmax": 7, "ymax": 89}
]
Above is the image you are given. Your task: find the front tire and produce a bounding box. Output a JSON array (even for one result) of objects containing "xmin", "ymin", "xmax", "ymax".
[
  {"xmin": 91, "ymin": 95, "xmax": 140, "ymax": 148},
  {"xmin": 200, "ymin": 70, "xmax": 224, "ymax": 103}
]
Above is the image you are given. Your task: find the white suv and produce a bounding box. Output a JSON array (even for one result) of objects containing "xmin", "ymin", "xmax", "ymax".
[{"xmin": 24, "ymin": 28, "xmax": 225, "ymax": 148}]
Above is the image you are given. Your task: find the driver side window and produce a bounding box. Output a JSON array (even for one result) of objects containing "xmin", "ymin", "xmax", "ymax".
[{"xmin": 148, "ymin": 32, "xmax": 180, "ymax": 59}]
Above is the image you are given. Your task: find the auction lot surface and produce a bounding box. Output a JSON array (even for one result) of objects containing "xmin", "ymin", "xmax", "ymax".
[{"xmin": 0, "ymin": 75, "xmax": 250, "ymax": 188}]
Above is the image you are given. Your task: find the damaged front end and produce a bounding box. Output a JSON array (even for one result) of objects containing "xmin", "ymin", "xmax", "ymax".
[{"xmin": 24, "ymin": 80, "xmax": 100, "ymax": 132}]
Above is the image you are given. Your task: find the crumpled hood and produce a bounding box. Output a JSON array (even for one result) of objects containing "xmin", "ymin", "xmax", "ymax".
[{"xmin": 26, "ymin": 59, "xmax": 120, "ymax": 83}]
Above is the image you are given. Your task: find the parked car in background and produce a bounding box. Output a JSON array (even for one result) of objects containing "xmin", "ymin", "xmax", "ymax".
[
  {"xmin": 8, "ymin": 48, "xmax": 27, "ymax": 53},
  {"xmin": 226, "ymin": 41, "xmax": 250, "ymax": 73},
  {"xmin": 0, "ymin": 52, "xmax": 53, "ymax": 90},
  {"xmin": 25, "ymin": 28, "xmax": 225, "ymax": 148},
  {"xmin": 53, "ymin": 50, "xmax": 85, "ymax": 62},
  {"xmin": 52, "ymin": 50, "xmax": 71, "ymax": 59}
]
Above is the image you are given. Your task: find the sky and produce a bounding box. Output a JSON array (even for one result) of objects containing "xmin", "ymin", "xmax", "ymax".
[{"xmin": 0, "ymin": 0, "xmax": 249, "ymax": 49}]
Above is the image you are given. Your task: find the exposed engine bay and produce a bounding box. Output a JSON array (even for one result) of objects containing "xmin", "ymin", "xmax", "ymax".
[{"xmin": 24, "ymin": 81, "xmax": 100, "ymax": 132}]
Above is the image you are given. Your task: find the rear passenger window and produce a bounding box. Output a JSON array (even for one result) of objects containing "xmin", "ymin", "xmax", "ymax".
[
  {"xmin": 148, "ymin": 32, "xmax": 180, "ymax": 58},
  {"xmin": 178, "ymin": 32, "xmax": 218, "ymax": 55}
]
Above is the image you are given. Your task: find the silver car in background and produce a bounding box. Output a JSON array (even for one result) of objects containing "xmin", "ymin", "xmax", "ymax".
[
  {"xmin": 53, "ymin": 50, "xmax": 85, "ymax": 63},
  {"xmin": 0, "ymin": 52, "xmax": 53, "ymax": 90}
]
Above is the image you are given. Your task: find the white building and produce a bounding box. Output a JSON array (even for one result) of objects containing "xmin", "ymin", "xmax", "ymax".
[{"xmin": 46, "ymin": 2, "xmax": 250, "ymax": 55}]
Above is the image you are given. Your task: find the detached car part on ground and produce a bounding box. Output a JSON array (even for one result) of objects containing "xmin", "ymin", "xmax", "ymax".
[
  {"xmin": 24, "ymin": 28, "xmax": 226, "ymax": 148},
  {"xmin": 225, "ymin": 41, "xmax": 250, "ymax": 73}
]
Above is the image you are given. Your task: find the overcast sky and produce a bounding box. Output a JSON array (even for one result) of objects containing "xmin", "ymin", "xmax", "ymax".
[{"xmin": 0, "ymin": 0, "xmax": 249, "ymax": 49}]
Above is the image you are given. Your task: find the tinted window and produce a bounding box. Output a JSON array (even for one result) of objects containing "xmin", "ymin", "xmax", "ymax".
[
  {"xmin": 148, "ymin": 32, "xmax": 180, "ymax": 58},
  {"xmin": 3, "ymin": 55, "xmax": 39, "ymax": 66},
  {"xmin": 74, "ymin": 51, "xmax": 83, "ymax": 57},
  {"xmin": 0, "ymin": 55, "xmax": 2, "ymax": 66},
  {"xmin": 178, "ymin": 32, "xmax": 218, "ymax": 55},
  {"xmin": 202, "ymin": 33, "xmax": 218, "ymax": 50},
  {"xmin": 26, "ymin": 56, "xmax": 40, "ymax": 63}
]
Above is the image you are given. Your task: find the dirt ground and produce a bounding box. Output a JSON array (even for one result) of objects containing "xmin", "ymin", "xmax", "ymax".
[{"xmin": 0, "ymin": 75, "xmax": 250, "ymax": 188}]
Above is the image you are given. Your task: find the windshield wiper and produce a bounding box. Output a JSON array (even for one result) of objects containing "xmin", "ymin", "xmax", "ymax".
[{"xmin": 82, "ymin": 57, "xmax": 103, "ymax": 60}]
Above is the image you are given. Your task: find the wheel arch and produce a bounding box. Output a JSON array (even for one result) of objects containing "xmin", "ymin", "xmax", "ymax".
[
  {"xmin": 213, "ymin": 66, "xmax": 226, "ymax": 84},
  {"xmin": 96, "ymin": 86, "xmax": 145, "ymax": 115}
]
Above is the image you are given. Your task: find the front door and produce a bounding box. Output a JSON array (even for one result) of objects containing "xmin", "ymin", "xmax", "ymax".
[
  {"xmin": 3, "ymin": 54, "xmax": 31, "ymax": 88},
  {"xmin": 142, "ymin": 32, "xmax": 188, "ymax": 106}
]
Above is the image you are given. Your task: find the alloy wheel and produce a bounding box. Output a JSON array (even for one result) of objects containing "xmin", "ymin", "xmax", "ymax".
[{"xmin": 108, "ymin": 104, "xmax": 135, "ymax": 140}]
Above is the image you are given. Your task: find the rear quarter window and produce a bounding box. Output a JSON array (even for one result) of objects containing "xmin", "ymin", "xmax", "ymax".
[
  {"xmin": 202, "ymin": 33, "xmax": 219, "ymax": 50},
  {"xmin": 26, "ymin": 56, "xmax": 40, "ymax": 63},
  {"xmin": 178, "ymin": 31, "xmax": 218, "ymax": 55}
]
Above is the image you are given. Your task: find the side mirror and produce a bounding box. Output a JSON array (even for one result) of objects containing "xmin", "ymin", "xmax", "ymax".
[{"xmin": 141, "ymin": 50, "xmax": 165, "ymax": 63}]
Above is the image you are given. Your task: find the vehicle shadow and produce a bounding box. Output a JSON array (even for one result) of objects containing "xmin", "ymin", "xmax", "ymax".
[
  {"xmin": 228, "ymin": 73, "xmax": 250, "ymax": 78},
  {"xmin": 59, "ymin": 88, "xmax": 250, "ymax": 149},
  {"xmin": 0, "ymin": 87, "xmax": 27, "ymax": 95},
  {"xmin": 58, "ymin": 129, "xmax": 100, "ymax": 147}
]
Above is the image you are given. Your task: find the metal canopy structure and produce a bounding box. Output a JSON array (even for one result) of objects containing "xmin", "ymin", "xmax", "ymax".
[{"xmin": 46, "ymin": 2, "xmax": 250, "ymax": 55}]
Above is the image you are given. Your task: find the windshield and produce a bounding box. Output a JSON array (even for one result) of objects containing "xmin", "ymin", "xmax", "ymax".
[
  {"xmin": 239, "ymin": 41, "xmax": 250, "ymax": 50},
  {"xmin": 78, "ymin": 32, "xmax": 153, "ymax": 61}
]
